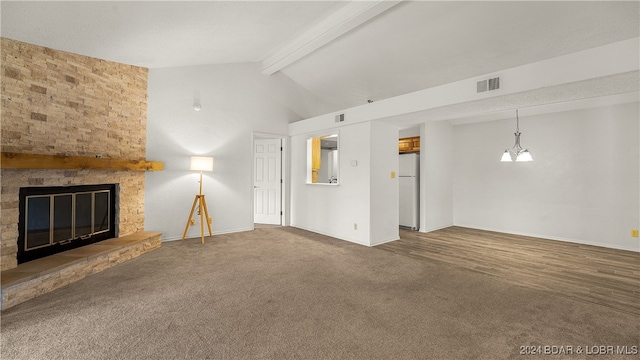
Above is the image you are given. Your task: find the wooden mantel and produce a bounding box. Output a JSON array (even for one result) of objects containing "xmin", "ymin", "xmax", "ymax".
[{"xmin": 1, "ymin": 152, "xmax": 163, "ymax": 171}]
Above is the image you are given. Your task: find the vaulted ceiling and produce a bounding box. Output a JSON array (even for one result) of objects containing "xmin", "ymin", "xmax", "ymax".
[{"xmin": 2, "ymin": 1, "xmax": 638, "ymax": 121}]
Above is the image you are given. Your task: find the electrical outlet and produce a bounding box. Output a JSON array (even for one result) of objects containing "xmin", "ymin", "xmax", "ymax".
[
  {"xmin": 190, "ymin": 219, "xmax": 196, "ymax": 226},
  {"xmin": 354, "ymin": 223, "xmax": 357, "ymax": 230},
  {"xmin": 208, "ymin": 217, "xmax": 212, "ymax": 224},
  {"xmin": 391, "ymin": 171, "xmax": 396, "ymax": 179},
  {"xmin": 632, "ymin": 229, "xmax": 639, "ymax": 238}
]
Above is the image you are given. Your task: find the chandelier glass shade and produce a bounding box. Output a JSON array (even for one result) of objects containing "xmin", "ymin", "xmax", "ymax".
[{"xmin": 501, "ymin": 110, "xmax": 533, "ymax": 162}]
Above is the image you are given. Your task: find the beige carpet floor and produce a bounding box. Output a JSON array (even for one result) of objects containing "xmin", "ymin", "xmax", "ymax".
[{"xmin": 1, "ymin": 226, "xmax": 638, "ymax": 359}]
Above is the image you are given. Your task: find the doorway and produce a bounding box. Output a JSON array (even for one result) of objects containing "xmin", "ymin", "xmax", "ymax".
[{"xmin": 252, "ymin": 133, "xmax": 285, "ymax": 226}]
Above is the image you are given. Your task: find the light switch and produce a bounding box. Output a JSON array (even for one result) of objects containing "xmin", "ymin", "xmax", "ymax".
[{"xmin": 391, "ymin": 171, "xmax": 396, "ymax": 178}]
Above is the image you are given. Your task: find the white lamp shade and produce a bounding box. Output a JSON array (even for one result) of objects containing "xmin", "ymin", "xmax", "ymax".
[
  {"xmin": 190, "ymin": 156, "xmax": 214, "ymax": 171},
  {"xmin": 516, "ymin": 150, "xmax": 533, "ymax": 162},
  {"xmin": 500, "ymin": 150, "xmax": 512, "ymax": 162}
]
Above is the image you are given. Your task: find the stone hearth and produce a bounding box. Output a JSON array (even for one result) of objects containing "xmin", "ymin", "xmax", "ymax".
[{"xmin": 1, "ymin": 232, "xmax": 161, "ymax": 310}]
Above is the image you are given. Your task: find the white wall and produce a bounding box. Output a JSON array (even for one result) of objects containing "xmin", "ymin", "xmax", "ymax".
[
  {"xmin": 289, "ymin": 120, "xmax": 400, "ymax": 246},
  {"xmin": 399, "ymin": 126, "xmax": 420, "ymax": 138},
  {"xmin": 145, "ymin": 63, "xmax": 303, "ymax": 240},
  {"xmin": 453, "ymin": 102, "xmax": 640, "ymax": 251},
  {"xmin": 420, "ymin": 121, "xmax": 454, "ymax": 232},
  {"xmin": 289, "ymin": 39, "xmax": 638, "ymax": 135},
  {"xmin": 290, "ymin": 122, "xmax": 372, "ymax": 245},
  {"xmin": 370, "ymin": 121, "xmax": 400, "ymax": 245}
]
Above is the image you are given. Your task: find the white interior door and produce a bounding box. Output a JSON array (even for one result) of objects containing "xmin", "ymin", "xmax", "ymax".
[{"xmin": 254, "ymin": 138, "xmax": 282, "ymax": 224}]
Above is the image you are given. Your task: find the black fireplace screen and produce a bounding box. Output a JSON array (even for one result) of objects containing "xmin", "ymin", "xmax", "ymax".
[{"xmin": 18, "ymin": 184, "xmax": 118, "ymax": 264}]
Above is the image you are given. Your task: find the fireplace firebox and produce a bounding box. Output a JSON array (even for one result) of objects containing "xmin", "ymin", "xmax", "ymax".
[{"xmin": 17, "ymin": 184, "xmax": 119, "ymax": 264}]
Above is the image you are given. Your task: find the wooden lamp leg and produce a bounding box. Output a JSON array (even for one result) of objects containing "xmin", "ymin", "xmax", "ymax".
[
  {"xmin": 198, "ymin": 195, "xmax": 205, "ymax": 244},
  {"xmin": 183, "ymin": 170, "xmax": 213, "ymax": 244},
  {"xmin": 201, "ymin": 195, "xmax": 213, "ymax": 237},
  {"xmin": 182, "ymin": 196, "xmax": 199, "ymax": 240}
]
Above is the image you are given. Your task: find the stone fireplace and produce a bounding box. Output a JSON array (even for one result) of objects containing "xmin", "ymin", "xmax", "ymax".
[
  {"xmin": 2, "ymin": 170, "xmax": 145, "ymax": 271},
  {"xmin": 1, "ymin": 38, "xmax": 150, "ymax": 271}
]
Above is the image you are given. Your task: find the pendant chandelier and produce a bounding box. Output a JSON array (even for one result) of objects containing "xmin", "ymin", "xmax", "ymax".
[{"xmin": 501, "ymin": 109, "xmax": 533, "ymax": 162}]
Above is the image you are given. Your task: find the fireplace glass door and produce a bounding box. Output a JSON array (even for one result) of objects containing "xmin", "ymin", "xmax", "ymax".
[
  {"xmin": 25, "ymin": 196, "xmax": 51, "ymax": 250},
  {"xmin": 54, "ymin": 194, "xmax": 73, "ymax": 243},
  {"xmin": 25, "ymin": 190, "xmax": 111, "ymax": 252},
  {"xmin": 19, "ymin": 184, "xmax": 118, "ymax": 264}
]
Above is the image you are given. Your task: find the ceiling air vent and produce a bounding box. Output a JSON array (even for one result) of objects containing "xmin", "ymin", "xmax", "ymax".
[{"xmin": 477, "ymin": 76, "xmax": 501, "ymax": 93}]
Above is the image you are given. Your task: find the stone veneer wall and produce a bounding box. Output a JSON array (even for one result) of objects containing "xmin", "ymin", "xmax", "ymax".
[{"xmin": 1, "ymin": 38, "xmax": 149, "ymax": 270}]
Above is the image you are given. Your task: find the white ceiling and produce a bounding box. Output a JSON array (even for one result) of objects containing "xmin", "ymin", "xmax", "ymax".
[
  {"xmin": 1, "ymin": 1, "xmax": 638, "ymax": 120},
  {"xmin": 0, "ymin": 1, "xmax": 345, "ymax": 68},
  {"xmin": 281, "ymin": 1, "xmax": 640, "ymax": 111}
]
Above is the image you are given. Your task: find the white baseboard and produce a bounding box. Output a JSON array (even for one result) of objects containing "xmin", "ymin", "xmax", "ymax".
[
  {"xmin": 162, "ymin": 226, "xmax": 255, "ymax": 242},
  {"xmin": 419, "ymin": 223, "xmax": 454, "ymax": 233},
  {"xmin": 371, "ymin": 235, "xmax": 400, "ymax": 246},
  {"xmin": 453, "ymin": 223, "xmax": 640, "ymax": 253},
  {"xmin": 289, "ymin": 224, "xmax": 370, "ymax": 247}
]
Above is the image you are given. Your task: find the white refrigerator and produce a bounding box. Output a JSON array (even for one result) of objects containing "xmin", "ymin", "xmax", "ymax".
[{"xmin": 399, "ymin": 153, "xmax": 420, "ymax": 230}]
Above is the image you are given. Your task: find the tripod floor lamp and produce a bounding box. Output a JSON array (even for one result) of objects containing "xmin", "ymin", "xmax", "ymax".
[{"xmin": 182, "ymin": 156, "xmax": 213, "ymax": 244}]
